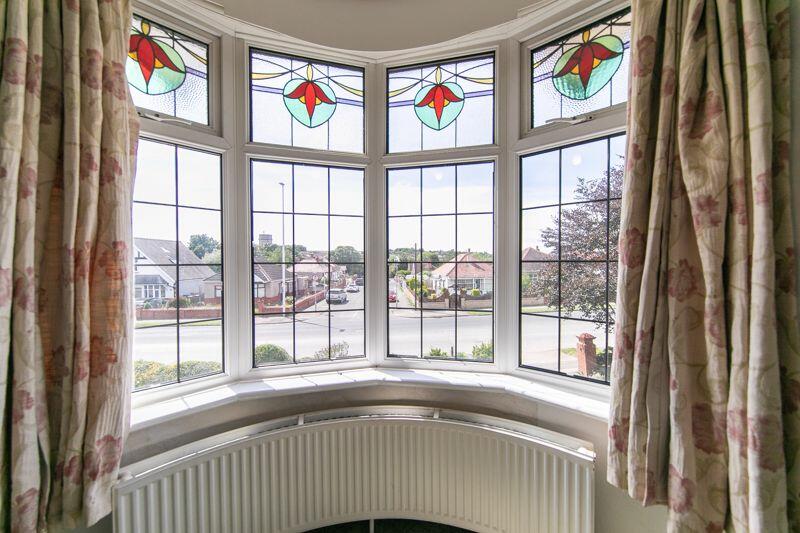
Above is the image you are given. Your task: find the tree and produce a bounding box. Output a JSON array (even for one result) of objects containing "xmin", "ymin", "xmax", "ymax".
[
  {"xmin": 330, "ymin": 246, "xmax": 365, "ymax": 276},
  {"xmin": 188, "ymin": 234, "xmax": 220, "ymax": 259},
  {"xmin": 202, "ymin": 249, "xmax": 222, "ymax": 273},
  {"xmin": 253, "ymin": 242, "xmax": 307, "ymax": 262},
  {"xmin": 529, "ymin": 161, "xmax": 622, "ymax": 324}
]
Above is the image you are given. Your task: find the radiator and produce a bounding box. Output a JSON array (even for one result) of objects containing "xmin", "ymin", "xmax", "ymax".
[{"xmin": 114, "ymin": 407, "xmax": 595, "ymax": 533}]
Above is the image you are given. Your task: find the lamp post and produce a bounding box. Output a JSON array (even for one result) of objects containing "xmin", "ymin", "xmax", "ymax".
[{"xmin": 279, "ymin": 181, "xmax": 286, "ymax": 314}]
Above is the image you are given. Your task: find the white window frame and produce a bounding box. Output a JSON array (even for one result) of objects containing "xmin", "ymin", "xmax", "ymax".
[
  {"xmin": 510, "ymin": 1, "xmax": 629, "ymax": 390},
  {"xmin": 131, "ymin": 0, "xmax": 629, "ymax": 408}
]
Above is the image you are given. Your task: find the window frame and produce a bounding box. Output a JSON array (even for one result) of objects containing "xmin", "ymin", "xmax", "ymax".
[
  {"xmin": 248, "ymin": 158, "xmax": 368, "ymax": 367},
  {"xmin": 237, "ymin": 36, "xmax": 374, "ymax": 380},
  {"xmin": 131, "ymin": 134, "xmax": 227, "ymax": 391},
  {"xmin": 130, "ymin": 3, "xmax": 239, "ymax": 403},
  {"xmin": 511, "ymin": 1, "xmax": 628, "ymax": 387},
  {"xmin": 385, "ymin": 159, "xmax": 496, "ymax": 363},
  {"xmin": 517, "ymin": 132, "xmax": 625, "ymax": 384},
  {"xmin": 518, "ymin": 2, "xmax": 630, "ymax": 140},
  {"xmin": 377, "ymin": 41, "xmax": 504, "ymax": 374}
]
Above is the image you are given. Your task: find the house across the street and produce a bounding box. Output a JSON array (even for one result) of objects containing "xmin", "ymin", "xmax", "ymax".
[
  {"xmin": 134, "ymin": 238, "xmax": 218, "ymax": 304},
  {"xmin": 426, "ymin": 253, "xmax": 494, "ymax": 294}
]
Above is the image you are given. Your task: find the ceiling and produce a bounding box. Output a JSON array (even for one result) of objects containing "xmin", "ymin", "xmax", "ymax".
[{"xmin": 220, "ymin": 0, "xmax": 533, "ymax": 51}]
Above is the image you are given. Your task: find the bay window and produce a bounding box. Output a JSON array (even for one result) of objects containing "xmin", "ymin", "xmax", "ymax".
[{"xmin": 127, "ymin": 0, "xmax": 632, "ymax": 401}]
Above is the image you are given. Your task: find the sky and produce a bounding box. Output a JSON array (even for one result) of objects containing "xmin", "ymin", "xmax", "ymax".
[
  {"xmin": 521, "ymin": 135, "xmax": 625, "ymax": 252},
  {"xmin": 388, "ymin": 163, "xmax": 494, "ymax": 255},
  {"xmin": 133, "ymin": 136, "xmax": 624, "ymax": 259}
]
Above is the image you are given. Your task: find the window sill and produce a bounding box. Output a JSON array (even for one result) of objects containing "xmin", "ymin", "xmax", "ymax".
[{"xmin": 130, "ymin": 366, "xmax": 610, "ymax": 431}]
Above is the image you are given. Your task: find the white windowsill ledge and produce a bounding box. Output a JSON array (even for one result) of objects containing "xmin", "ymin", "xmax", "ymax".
[{"xmin": 130, "ymin": 368, "xmax": 610, "ymax": 431}]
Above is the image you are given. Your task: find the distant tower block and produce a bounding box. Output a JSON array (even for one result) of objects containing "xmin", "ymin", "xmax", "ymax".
[{"xmin": 259, "ymin": 233, "xmax": 273, "ymax": 247}]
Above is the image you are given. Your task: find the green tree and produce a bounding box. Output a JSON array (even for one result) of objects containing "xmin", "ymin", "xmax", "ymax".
[
  {"xmin": 188, "ymin": 234, "xmax": 220, "ymax": 259},
  {"xmin": 202, "ymin": 248, "xmax": 222, "ymax": 273},
  {"xmin": 253, "ymin": 243, "xmax": 307, "ymax": 262},
  {"xmin": 520, "ymin": 272, "xmax": 533, "ymax": 295},
  {"xmin": 330, "ymin": 246, "xmax": 365, "ymax": 276},
  {"xmin": 530, "ymin": 161, "xmax": 622, "ymax": 323}
]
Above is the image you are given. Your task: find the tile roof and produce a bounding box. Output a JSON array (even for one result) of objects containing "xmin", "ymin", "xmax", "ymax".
[
  {"xmin": 134, "ymin": 238, "xmax": 216, "ymax": 284},
  {"xmin": 430, "ymin": 253, "xmax": 493, "ymax": 279}
]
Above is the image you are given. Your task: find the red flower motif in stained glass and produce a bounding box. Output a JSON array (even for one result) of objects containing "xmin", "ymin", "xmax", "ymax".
[
  {"xmin": 553, "ymin": 30, "xmax": 623, "ymax": 90},
  {"xmin": 415, "ymin": 83, "xmax": 463, "ymax": 123},
  {"xmin": 128, "ymin": 21, "xmax": 183, "ymax": 88},
  {"xmin": 285, "ymin": 80, "xmax": 336, "ymax": 121}
]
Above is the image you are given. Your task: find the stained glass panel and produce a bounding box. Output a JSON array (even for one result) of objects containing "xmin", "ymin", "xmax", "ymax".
[
  {"xmin": 387, "ymin": 53, "xmax": 494, "ymax": 153},
  {"xmin": 531, "ymin": 9, "xmax": 631, "ymax": 128},
  {"xmin": 127, "ymin": 15, "xmax": 209, "ymax": 125},
  {"xmin": 250, "ymin": 50, "xmax": 365, "ymax": 153}
]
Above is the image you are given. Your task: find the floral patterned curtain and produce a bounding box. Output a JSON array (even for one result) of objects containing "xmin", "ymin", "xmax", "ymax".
[
  {"xmin": 608, "ymin": 0, "xmax": 798, "ymax": 531},
  {"xmin": 0, "ymin": 0, "xmax": 138, "ymax": 529}
]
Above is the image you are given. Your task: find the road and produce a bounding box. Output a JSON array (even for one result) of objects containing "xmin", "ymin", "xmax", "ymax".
[{"xmin": 135, "ymin": 283, "xmax": 596, "ymax": 373}]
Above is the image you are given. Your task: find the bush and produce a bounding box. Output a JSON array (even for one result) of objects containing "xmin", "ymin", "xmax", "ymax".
[
  {"xmin": 592, "ymin": 347, "xmax": 612, "ymax": 379},
  {"xmin": 255, "ymin": 343, "xmax": 291, "ymax": 365},
  {"xmin": 134, "ymin": 359, "xmax": 222, "ymax": 390},
  {"xmin": 315, "ymin": 341, "xmax": 350, "ymax": 359},
  {"xmin": 471, "ymin": 342, "xmax": 493, "ymax": 361},
  {"xmin": 428, "ymin": 347, "xmax": 449, "ymax": 358},
  {"xmin": 167, "ymin": 296, "xmax": 191, "ymax": 309},
  {"xmin": 470, "ymin": 289, "xmax": 481, "ymax": 297}
]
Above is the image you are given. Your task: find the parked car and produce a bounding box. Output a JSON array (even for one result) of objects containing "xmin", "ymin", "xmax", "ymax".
[
  {"xmin": 326, "ymin": 288, "xmax": 348, "ymax": 304},
  {"xmin": 355, "ymin": 277, "xmax": 364, "ymax": 286},
  {"xmin": 346, "ymin": 284, "xmax": 359, "ymax": 293},
  {"xmin": 388, "ymin": 291, "xmax": 397, "ymax": 303}
]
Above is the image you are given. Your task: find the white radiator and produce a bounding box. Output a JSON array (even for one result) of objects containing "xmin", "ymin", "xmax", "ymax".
[{"xmin": 114, "ymin": 407, "xmax": 595, "ymax": 533}]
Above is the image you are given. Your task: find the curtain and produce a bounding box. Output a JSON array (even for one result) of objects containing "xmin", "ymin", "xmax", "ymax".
[
  {"xmin": 0, "ymin": 0, "xmax": 138, "ymax": 529},
  {"xmin": 608, "ymin": 0, "xmax": 798, "ymax": 531}
]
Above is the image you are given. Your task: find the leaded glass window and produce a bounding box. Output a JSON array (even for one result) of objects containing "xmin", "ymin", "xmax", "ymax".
[
  {"xmin": 387, "ymin": 162, "xmax": 494, "ymax": 360},
  {"xmin": 250, "ymin": 50, "xmax": 365, "ymax": 153},
  {"xmin": 251, "ymin": 161, "xmax": 366, "ymax": 364},
  {"xmin": 132, "ymin": 139, "xmax": 223, "ymax": 390},
  {"xmin": 127, "ymin": 15, "xmax": 209, "ymax": 124},
  {"xmin": 387, "ymin": 53, "xmax": 495, "ymax": 153},
  {"xmin": 531, "ymin": 9, "xmax": 630, "ymax": 128},
  {"xmin": 519, "ymin": 134, "xmax": 625, "ymax": 383}
]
